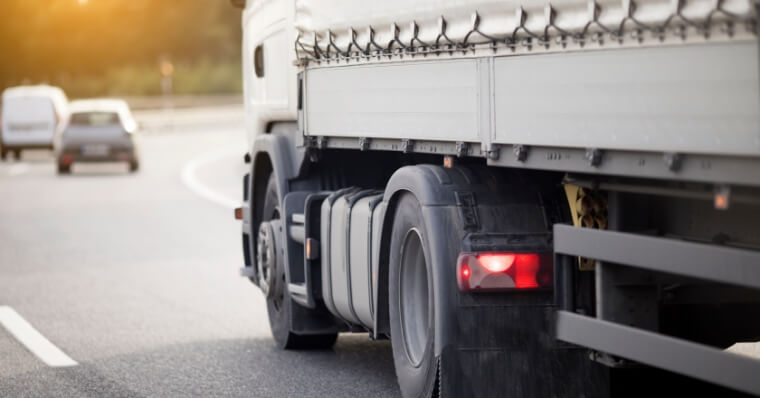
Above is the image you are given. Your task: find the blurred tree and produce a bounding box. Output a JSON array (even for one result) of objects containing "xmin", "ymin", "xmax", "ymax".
[{"xmin": 0, "ymin": 0, "xmax": 242, "ymax": 96}]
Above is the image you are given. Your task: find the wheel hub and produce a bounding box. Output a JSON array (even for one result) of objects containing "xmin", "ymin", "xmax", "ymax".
[{"xmin": 257, "ymin": 219, "xmax": 282, "ymax": 298}]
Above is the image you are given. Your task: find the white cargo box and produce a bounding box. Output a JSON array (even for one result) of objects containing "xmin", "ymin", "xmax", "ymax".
[{"xmin": 304, "ymin": 42, "xmax": 760, "ymax": 157}]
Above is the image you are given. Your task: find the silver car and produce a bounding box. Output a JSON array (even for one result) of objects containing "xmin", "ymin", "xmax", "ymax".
[{"xmin": 57, "ymin": 99, "xmax": 139, "ymax": 174}]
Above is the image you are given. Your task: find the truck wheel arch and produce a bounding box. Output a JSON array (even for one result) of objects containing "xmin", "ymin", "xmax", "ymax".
[
  {"xmin": 372, "ymin": 165, "xmax": 473, "ymax": 354},
  {"xmin": 372, "ymin": 165, "xmax": 564, "ymax": 357},
  {"xmin": 248, "ymin": 124, "xmax": 305, "ymax": 285}
]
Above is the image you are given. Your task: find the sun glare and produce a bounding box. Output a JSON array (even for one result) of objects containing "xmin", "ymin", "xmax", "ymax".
[{"xmin": 77, "ymin": 0, "xmax": 88, "ymax": 5}]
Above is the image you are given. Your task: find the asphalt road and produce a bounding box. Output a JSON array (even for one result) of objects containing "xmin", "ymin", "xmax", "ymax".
[{"xmin": 0, "ymin": 115, "xmax": 399, "ymax": 397}]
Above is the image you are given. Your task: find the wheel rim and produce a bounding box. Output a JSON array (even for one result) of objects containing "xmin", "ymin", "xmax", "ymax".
[
  {"xmin": 399, "ymin": 228, "xmax": 430, "ymax": 368},
  {"xmin": 256, "ymin": 221, "xmax": 275, "ymax": 298},
  {"xmin": 257, "ymin": 216, "xmax": 282, "ymax": 303}
]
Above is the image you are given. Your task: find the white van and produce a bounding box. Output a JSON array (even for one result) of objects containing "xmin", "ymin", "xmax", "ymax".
[{"xmin": 1, "ymin": 85, "xmax": 68, "ymax": 159}]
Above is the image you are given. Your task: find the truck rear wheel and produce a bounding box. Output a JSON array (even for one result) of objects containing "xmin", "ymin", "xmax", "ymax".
[
  {"xmin": 261, "ymin": 174, "xmax": 337, "ymax": 350},
  {"xmin": 389, "ymin": 193, "xmax": 439, "ymax": 398}
]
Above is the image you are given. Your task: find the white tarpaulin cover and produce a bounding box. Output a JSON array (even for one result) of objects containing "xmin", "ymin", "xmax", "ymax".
[{"xmin": 294, "ymin": 0, "xmax": 755, "ymax": 60}]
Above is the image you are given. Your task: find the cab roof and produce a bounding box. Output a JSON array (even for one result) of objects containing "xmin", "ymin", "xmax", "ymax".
[
  {"xmin": 69, "ymin": 99, "xmax": 131, "ymax": 114},
  {"xmin": 2, "ymin": 85, "xmax": 67, "ymax": 100}
]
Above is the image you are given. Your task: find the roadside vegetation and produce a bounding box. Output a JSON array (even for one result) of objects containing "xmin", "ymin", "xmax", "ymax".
[
  {"xmin": 0, "ymin": 0, "xmax": 242, "ymax": 98},
  {"xmin": 58, "ymin": 60, "xmax": 242, "ymax": 98}
]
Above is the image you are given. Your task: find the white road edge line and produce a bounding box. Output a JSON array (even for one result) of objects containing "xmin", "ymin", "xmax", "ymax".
[
  {"xmin": 181, "ymin": 147, "xmax": 240, "ymax": 209},
  {"xmin": 0, "ymin": 306, "xmax": 78, "ymax": 367}
]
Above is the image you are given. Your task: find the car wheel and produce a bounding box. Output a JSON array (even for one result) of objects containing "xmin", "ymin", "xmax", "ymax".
[
  {"xmin": 57, "ymin": 163, "xmax": 71, "ymax": 174},
  {"xmin": 260, "ymin": 173, "xmax": 338, "ymax": 350},
  {"xmin": 389, "ymin": 193, "xmax": 439, "ymax": 398},
  {"xmin": 129, "ymin": 160, "xmax": 139, "ymax": 173}
]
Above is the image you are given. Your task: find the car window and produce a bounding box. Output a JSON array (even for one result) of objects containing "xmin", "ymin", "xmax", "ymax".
[{"xmin": 70, "ymin": 112, "xmax": 120, "ymax": 126}]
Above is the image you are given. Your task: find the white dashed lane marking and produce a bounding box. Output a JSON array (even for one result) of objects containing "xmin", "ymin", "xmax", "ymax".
[{"xmin": 0, "ymin": 306, "xmax": 77, "ymax": 367}]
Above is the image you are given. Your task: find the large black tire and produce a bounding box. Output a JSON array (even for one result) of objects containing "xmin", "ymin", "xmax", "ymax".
[
  {"xmin": 389, "ymin": 193, "xmax": 439, "ymax": 398},
  {"xmin": 261, "ymin": 174, "xmax": 337, "ymax": 350}
]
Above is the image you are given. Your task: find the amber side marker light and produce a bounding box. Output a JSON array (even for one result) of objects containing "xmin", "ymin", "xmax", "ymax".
[
  {"xmin": 305, "ymin": 237, "xmax": 320, "ymax": 260},
  {"xmin": 234, "ymin": 207, "xmax": 243, "ymax": 220},
  {"xmin": 457, "ymin": 252, "xmax": 554, "ymax": 292},
  {"xmin": 714, "ymin": 185, "xmax": 731, "ymax": 210}
]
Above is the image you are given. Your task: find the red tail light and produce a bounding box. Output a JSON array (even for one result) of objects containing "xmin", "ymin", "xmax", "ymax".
[{"xmin": 457, "ymin": 252, "xmax": 553, "ymax": 292}]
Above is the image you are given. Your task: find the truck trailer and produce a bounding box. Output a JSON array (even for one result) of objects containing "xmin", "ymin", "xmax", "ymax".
[{"xmin": 231, "ymin": 0, "xmax": 760, "ymax": 396}]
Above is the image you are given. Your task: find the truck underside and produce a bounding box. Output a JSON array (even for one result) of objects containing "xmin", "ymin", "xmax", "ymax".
[{"xmin": 240, "ymin": 137, "xmax": 760, "ymax": 397}]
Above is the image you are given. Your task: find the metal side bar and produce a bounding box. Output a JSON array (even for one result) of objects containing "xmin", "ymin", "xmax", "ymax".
[
  {"xmin": 239, "ymin": 172, "xmax": 255, "ymax": 279},
  {"xmin": 553, "ymin": 224, "xmax": 760, "ymax": 289},
  {"xmin": 556, "ymin": 310, "xmax": 760, "ymax": 396}
]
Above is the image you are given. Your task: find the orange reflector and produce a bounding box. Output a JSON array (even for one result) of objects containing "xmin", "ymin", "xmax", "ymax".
[
  {"xmin": 443, "ymin": 156, "xmax": 454, "ymax": 169},
  {"xmin": 714, "ymin": 186, "xmax": 730, "ymax": 210},
  {"xmin": 61, "ymin": 154, "xmax": 74, "ymax": 165},
  {"xmin": 234, "ymin": 207, "xmax": 243, "ymax": 220}
]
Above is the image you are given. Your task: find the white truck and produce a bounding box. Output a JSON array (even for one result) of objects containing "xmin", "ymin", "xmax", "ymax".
[
  {"xmin": 1, "ymin": 85, "xmax": 68, "ymax": 160},
  {"xmin": 231, "ymin": 0, "xmax": 760, "ymax": 396}
]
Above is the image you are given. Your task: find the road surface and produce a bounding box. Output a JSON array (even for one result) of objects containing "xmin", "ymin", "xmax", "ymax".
[{"xmin": 0, "ymin": 110, "xmax": 399, "ymax": 397}]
